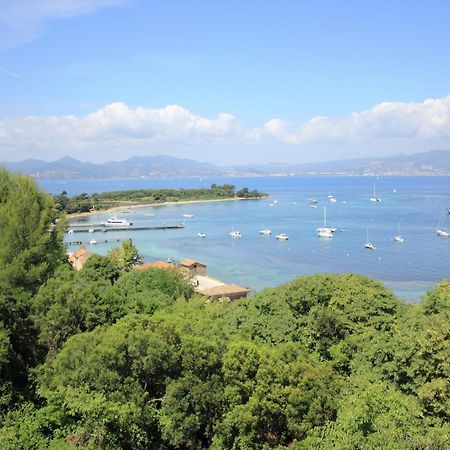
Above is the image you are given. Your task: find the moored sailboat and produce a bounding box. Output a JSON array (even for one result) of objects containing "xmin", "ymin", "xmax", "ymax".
[
  {"xmin": 393, "ymin": 222, "xmax": 404, "ymax": 243},
  {"xmin": 317, "ymin": 206, "xmax": 334, "ymax": 238},
  {"xmin": 365, "ymin": 227, "xmax": 376, "ymax": 250}
]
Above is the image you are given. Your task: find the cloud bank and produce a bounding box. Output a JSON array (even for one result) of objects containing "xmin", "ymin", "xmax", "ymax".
[
  {"xmin": 264, "ymin": 96, "xmax": 450, "ymax": 144},
  {"xmin": 1, "ymin": 95, "xmax": 450, "ymax": 163}
]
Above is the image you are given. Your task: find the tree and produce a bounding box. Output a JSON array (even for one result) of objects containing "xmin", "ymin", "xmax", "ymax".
[
  {"xmin": 0, "ymin": 169, "xmax": 65, "ymax": 293},
  {"xmin": 108, "ymin": 239, "xmax": 142, "ymax": 270},
  {"xmin": 0, "ymin": 170, "xmax": 65, "ymax": 411}
]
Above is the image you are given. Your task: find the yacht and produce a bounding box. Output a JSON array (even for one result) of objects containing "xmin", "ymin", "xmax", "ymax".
[
  {"xmin": 259, "ymin": 229, "xmax": 272, "ymax": 236},
  {"xmin": 370, "ymin": 184, "xmax": 381, "ymax": 202},
  {"xmin": 317, "ymin": 207, "xmax": 334, "ymax": 238},
  {"xmin": 103, "ymin": 216, "xmax": 133, "ymax": 226},
  {"xmin": 89, "ymin": 239, "xmax": 97, "ymax": 245},
  {"xmin": 393, "ymin": 223, "xmax": 404, "ymax": 243},
  {"xmin": 197, "ymin": 232, "xmax": 206, "ymax": 238},
  {"xmin": 275, "ymin": 233, "xmax": 289, "ymax": 240},
  {"xmin": 229, "ymin": 230, "xmax": 241, "ymax": 238}
]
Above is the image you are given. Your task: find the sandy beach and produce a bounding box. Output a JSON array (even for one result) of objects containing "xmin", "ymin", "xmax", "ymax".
[{"xmin": 66, "ymin": 196, "xmax": 266, "ymax": 219}]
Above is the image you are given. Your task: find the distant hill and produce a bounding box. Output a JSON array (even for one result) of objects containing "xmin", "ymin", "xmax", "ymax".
[
  {"xmin": 227, "ymin": 150, "xmax": 450, "ymax": 176},
  {"xmin": 2, "ymin": 150, "xmax": 450, "ymax": 179},
  {"xmin": 1, "ymin": 155, "xmax": 227, "ymax": 179}
]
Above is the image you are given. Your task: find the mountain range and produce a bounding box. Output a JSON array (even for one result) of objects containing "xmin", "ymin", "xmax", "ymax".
[{"xmin": 2, "ymin": 150, "xmax": 450, "ymax": 179}]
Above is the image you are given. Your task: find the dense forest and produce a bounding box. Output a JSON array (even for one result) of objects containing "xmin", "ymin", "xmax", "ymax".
[
  {"xmin": 0, "ymin": 168, "xmax": 449, "ymax": 449},
  {"xmin": 54, "ymin": 184, "xmax": 267, "ymax": 214}
]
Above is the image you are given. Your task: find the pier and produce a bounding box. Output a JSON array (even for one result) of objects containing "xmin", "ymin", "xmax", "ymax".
[{"xmin": 66, "ymin": 224, "xmax": 186, "ymax": 233}]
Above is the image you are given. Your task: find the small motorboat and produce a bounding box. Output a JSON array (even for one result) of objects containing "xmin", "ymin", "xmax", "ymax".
[
  {"xmin": 197, "ymin": 232, "xmax": 206, "ymax": 238},
  {"xmin": 259, "ymin": 229, "xmax": 272, "ymax": 236},
  {"xmin": 229, "ymin": 231, "xmax": 241, "ymax": 238},
  {"xmin": 275, "ymin": 233, "xmax": 289, "ymax": 240},
  {"xmin": 89, "ymin": 239, "xmax": 97, "ymax": 245}
]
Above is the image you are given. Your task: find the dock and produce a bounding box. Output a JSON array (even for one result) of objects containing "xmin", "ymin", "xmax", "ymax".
[{"xmin": 66, "ymin": 224, "xmax": 186, "ymax": 233}]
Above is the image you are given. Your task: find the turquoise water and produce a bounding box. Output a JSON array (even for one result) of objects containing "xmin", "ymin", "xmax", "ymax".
[{"xmin": 39, "ymin": 176, "xmax": 450, "ymax": 303}]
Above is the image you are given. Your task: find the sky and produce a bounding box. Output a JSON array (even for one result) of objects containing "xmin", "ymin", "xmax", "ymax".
[{"xmin": 1, "ymin": 0, "xmax": 450, "ymax": 165}]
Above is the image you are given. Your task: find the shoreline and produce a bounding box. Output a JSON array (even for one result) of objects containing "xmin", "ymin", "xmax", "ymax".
[{"xmin": 66, "ymin": 196, "xmax": 267, "ymax": 219}]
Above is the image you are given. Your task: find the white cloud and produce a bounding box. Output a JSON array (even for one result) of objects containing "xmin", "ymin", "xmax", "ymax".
[
  {"xmin": 1, "ymin": 95, "xmax": 450, "ymax": 164},
  {"xmin": 1, "ymin": 102, "xmax": 242, "ymax": 160},
  {"xmin": 0, "ymin": 0, "xmax": 128, "ymax": 50},
  {"xmin": 264, "ymin": 95, "xmax": 450, "ymax": 145}
]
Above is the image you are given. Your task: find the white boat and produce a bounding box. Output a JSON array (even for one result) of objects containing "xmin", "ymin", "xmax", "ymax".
[
  {"xmin": 183, "ymin": 214, "xmax": 194, "ymax": 218},
  {"xmin": 318, "ymin": 228, "xmax": 333, "ymax": 238},
  {"xmin": 310, "ymin": 204, "xmax": 318, "ymax": 208},
  {"xmin": 197, "ymin": 232, "xmax": 206, "ymax": 238},
  {"xmin": 89, "ymin": 239, "xmax": 97, "ymax": 245},
  {"xmin": 436, "ymin": 211, "xmax": 449, "ymax": 236},
  {"xmin": 393, "ymin": 222, "xmax": 404, "ymax": 243},
  {"xmin": 317, "ymin": 207, "xmax": 334, "ymax": 238},
  {"xmin": 275, "ymin": 233, "xmax": 289, "ymax": 240},
  {"xmin": 229, "ymin": 230, "xmax": 241, "ymax": 238},
  {"xmin": 103, "ymin": 216, "xmax": 133, "ymax": 226},
  {"xmin": 365, "ymin": 228, "xmax": 376, "ymax": 250},
  {"xmin": 308, "ymin": 198, "xmax": 318, "ymax": 204},
  {"xmin": 370, "ymin": 183, "xmax": 381, "ymax": 202},
  {"xmin": 259, "ymin": 229, "xmax": 272, "ymax": 236},
  {"xmin": 329, "ymin": 197, "xmax": 337, "ymax": 203},
  {"xmin": 88, "ymin": 228, "xmax": 94, "ymax": 233},
  {"xmin": 67, "ymin": 229, "xmax": 74, "ymax": 234}
]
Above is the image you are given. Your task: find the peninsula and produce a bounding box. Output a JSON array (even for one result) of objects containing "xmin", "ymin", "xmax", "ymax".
[{"xmin": 55, "ymin": 184, "xmax": 267, "ymax": 215}]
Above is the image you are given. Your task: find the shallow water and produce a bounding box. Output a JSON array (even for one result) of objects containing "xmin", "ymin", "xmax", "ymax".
[{"xmin": 40, "ymin": 176, "xmax": 450, "ymax": 303}]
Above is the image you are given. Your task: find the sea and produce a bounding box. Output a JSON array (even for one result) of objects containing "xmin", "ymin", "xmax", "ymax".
[{"xmin": 38, "ymin": 176, "xmax": 450, "ymax": 303}]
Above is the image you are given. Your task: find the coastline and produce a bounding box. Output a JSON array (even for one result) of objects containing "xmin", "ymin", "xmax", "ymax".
[{"xmin": 66, "ymin": 196, "xmax": 267, "ymax": 219}]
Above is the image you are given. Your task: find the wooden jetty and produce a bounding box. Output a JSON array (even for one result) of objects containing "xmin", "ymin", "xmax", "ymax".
[
  {"xmin": 67, "ymin": 223, "xmax": 105, "ymax": 228},
  {"xmin": 66, "ymin": 224, "xmax": 186, "ymax": 233}
]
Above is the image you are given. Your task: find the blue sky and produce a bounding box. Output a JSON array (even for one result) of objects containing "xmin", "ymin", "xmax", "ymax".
[{"xmin": 1, "ymin": 0, "xmax": 450, "ymax": 164}]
